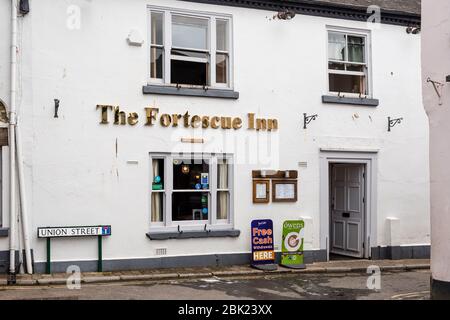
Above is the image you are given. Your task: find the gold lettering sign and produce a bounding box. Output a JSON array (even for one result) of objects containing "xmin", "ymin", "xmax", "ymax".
[{"xmin": 97, "ymin": 106, "xmax": 278, "ymax": 132}]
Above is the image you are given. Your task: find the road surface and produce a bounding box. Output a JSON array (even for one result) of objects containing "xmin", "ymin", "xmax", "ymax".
[{"xmin": 0, "ymin": 270, "xmax": 430, "ymax": 300}]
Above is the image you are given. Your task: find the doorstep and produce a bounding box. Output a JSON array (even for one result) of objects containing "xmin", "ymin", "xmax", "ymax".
[{"xmin": 0, "ymin": 259, "xmax": 430, "ymax": 287}]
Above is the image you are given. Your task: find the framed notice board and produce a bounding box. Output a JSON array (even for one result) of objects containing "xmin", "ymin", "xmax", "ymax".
[
  {"xmin": 272, "ymin": 180, "xmax": 298, "ymax": 203},
  {"xmin": 253, "ymin": 180, "xmax": 270, "ymax": 204}
]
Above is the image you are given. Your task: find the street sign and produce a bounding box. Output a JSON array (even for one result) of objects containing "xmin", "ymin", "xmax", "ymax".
[
  {"xmin": 38, "ymin": 225, "xmax": 111, "ymax": 238},
  {"xmin": 251, "ymin": 219, "xmax": 277, "ymax": 271},
  {"xmin": 37, "ymin": 225, "xmax": 111, "ymax": 274},
  {"xmin": 281, "ymin": 220, "xmax": 306, "ymax": 269}
]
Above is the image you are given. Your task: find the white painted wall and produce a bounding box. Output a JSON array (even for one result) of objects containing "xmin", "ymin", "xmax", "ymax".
[
  {"xmin": 422, "ymin": 0, "xmax": 450, "ymax": 283},
  {"xmin": 0, "ymin": 0, "xmax": 11, "ymax": 254},
  {"xmin": 0, "ymin": 0, "xmax": 429, "ymax": 266}
]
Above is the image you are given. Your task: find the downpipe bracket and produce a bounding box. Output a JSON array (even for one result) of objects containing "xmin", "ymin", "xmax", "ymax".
[{"xmin": 8, "ymin": 111, "xmax": 17, "ymax": 125}]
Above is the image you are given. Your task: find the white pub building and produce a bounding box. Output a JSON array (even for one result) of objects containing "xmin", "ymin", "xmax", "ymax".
[{"xmin": 0, "ymin": 0, "xmax": 428, "ymax": 276}]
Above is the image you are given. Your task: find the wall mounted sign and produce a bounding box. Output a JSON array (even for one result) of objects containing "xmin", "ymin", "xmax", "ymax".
[
  {"xmin": 272, "ymin": 180, "xmax": 298, "ymax": 203},
  {"xmin": 38, "ymin": 225, "xmax": 111, "ymax": 274},
  {"xmin": 96, "ymin": 106, "xmax": 279, "ymax": 132},
  {"xmin": 281, "ymin": 220, "xmax": 306, "ymax": 269},
  {"xmin": 252, "ymin": 170, "xmax": 298, "ymax": 205},
  {"xmin": 253, "ymin": 180, "xmax": 270, "ymax": 204},
  {"xmin": 251, "ymin": 219, "xmax": 277, "ymax": 271}
]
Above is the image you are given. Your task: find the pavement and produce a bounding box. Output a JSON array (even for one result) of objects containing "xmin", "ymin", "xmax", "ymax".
[
  {"xmin": 0, "ymin": 258, "xmax": 430, "ymax": 287},
  {"xmin": 0, "ymin": 269, "xmax": 431, "ymax": 300}
]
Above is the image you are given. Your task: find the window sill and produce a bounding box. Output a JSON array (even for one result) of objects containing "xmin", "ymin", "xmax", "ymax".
[
  {"xmin": 143, "ymin": 85, "xmax": 239, "ymax": 99},
  {"xmin": 322, "ymin": 95, "xmax": 379, "ymax": 107},
  {"xmin": 0, "ymin": 228, "xmax": 9, "ymax": 237},
  {"xmin": 146, "ymin": 229, "xmax": 241, "ymax": 240}
]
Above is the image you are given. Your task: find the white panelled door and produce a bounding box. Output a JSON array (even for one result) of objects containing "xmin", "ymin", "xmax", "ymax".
[{"xmin": 330, "ymin": 164, "xmax": 365, "ymax": 258}]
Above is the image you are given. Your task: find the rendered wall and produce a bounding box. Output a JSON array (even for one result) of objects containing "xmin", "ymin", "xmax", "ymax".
[
  {"xmin": 421, "ymin": 0, "xmax": 450, "ymax": 294},
  {"xmin": 0, "ymin": 0, "xmax": 429, "ymax": 269}
]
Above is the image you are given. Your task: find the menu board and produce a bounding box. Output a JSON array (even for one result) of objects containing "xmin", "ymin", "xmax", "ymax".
[
  {"xmin": 275, "ymin": 184, "xmax": 295, "ymax": 199},
  {"xmin": 272, "ymin": 181, "xmax": 297, "ymax": 202},
  {"xmin": 256, "ymin": 183, "xmax": 267, "ymax": 199}
]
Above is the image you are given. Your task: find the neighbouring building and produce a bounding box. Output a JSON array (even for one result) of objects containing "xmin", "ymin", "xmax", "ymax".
[
  {"xmin": 422, "ymin": 0, "xmax": 450, "ymax": 300},
  {"xmin": 0, "ymin": 0, "xmax": 429, "ymax": 275}
]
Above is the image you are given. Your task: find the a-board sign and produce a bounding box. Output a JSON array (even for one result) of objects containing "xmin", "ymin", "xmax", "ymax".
[
  {"xmin": 251, "ymin": 219, "xmax": 276, "ymax": 269},
  {"xmin": 38, "ymin": 226, "xmax": 112, "ymax": 238},
  {"xmin": 281, "ymin": 220, "xmax": 306, "ymax": 269}
]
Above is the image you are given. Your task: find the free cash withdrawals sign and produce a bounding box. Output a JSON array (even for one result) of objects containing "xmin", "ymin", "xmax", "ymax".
[
  {"xmin": 281, "ymin": 220, "xmax": 305, "ymax": 269},
  {"xmin": 251, "ymin": 219, "xmax": 275, "ymax": 265},
  {"xmin": 38, "ymin": 226, "xmax": 112, "ymax": 238}
]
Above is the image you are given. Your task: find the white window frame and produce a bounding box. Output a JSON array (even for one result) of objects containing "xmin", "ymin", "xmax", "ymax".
[
  {"xmin": 150, "ymin": 153, "xmax": 234, "ymax": 232},
  {"xmin": 326, "ymin": 26, "xmax": 372, "ymax": 98},
  {"xmin": 148, "ymin": 6, "xmax": 234, "ymax": 90}
]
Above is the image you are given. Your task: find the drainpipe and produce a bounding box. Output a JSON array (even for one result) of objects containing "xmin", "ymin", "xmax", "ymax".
[
  {"xmin": 16, "ymin": 123, "xmax": 33, "ymax": 274},
  {"xmin": 9, "ymin": 0, "xmax": 18, "ymax": 277}
]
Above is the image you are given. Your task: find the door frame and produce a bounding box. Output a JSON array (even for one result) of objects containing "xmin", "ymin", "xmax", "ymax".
[
  {"xmin": 329, "ymin": 163, "xmax": 366, "ymax": 258},
  {"xmin": 319, "ymin": 149, "xmax": 378, "ymax": 261}
]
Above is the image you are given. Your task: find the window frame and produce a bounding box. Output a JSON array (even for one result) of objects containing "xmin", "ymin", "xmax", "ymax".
[
  {"xmin": 326, "ymin": 27, "xmax": 372, "ymax": 98},
  {"xmin": 150, "ymin": 153, "xmax": 234, "ymax": 233},
  {"xmin": 148, "ymin": 6, "xmax": 234, "ymax": 90}
]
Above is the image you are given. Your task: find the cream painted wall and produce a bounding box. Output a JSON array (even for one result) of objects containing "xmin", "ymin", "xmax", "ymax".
[
  {"xmin": 0, "ymin": 0, "xmax": 429, "ymax": 266},
  {"xmin": 422, "ymin": 0, "xmax": 450, "ymax": 283}
]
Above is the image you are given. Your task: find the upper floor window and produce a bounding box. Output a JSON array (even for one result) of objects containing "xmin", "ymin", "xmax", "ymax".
[
  {"xmin": 150, "ymin": 8, "xmax": 232, "ymax": 89},
  {"xmin": 328, "ymin": 30, "xmax": 370, "ymax": 97}
]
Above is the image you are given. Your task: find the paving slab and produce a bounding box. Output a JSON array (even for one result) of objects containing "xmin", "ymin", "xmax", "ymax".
[
  {"xmin": 37, "ymin": 278, "xmax": 68, "ymax": 285},
  {"xmin": 381, "ymin": 265, "xmax": 407, "ymax": 271},
  {"xmin": 325, "ymin": 267, "xmax": 353, "ymax": 273},
  {"xmin": 178, "ymin": 272, "xmax": 213, "ymax": 279},
  {"xmin": 120, "ymin": 274, "xmax": 165, "ymax": 281},
  {"xmin": 120, "ymin": 273, "xmax": 180, "ymax": 281},
  {"xmin": 16, "ymin": 279, "xmax": 37, "ymax": 286},
  {"xmin": 83, "ymin": 276, "xmax": 121, "ymax": 284},
  {"xmin": 295, "ymin": 267, "xmax": 327, "ymax": 274},
  {"xmin": 405, "ymin": 264, "xmax": 430, "ymax": 270}
]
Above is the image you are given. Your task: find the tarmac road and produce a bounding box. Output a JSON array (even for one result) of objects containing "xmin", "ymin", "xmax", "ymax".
[{"xmin": 0, "ymin": 269, "xmax": 430, "ymax": 300}]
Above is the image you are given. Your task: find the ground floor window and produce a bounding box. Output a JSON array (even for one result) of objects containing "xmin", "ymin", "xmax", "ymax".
[{"xmin": 151, "ymin": 153, "xmax": 232, "ymax": 229}]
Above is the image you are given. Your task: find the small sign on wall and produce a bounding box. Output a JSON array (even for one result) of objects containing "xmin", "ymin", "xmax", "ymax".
[
  {"xmin": 253, "ymin": 180, "xmax": 270, "ymax": 203},
  {"xmin": 272, "ymin": 180, "xmax": 298, "ymax": 203},
  {"xmin": 252, "ymin": 170, "xmax": 298, "ymax": 204}
]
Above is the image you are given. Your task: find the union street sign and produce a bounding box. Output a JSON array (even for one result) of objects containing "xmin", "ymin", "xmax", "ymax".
[{"xmin": 38, "ymin": 225, "xmax": 112, "ymax": 238}]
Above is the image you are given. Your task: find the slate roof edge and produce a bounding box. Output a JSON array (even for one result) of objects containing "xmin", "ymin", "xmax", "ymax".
[{"xmin": 179, "ymin": 0, "xmax": 420, "ymax": 27}]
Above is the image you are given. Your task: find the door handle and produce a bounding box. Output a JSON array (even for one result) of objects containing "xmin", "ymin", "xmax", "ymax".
[{"xmin": 342, "ymin": 212, "xmax": 350, "ymax": 218}]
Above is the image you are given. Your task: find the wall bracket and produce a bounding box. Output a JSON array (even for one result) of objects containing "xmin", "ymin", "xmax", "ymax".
[
  {"xmin": 303, "ymin": 113, "xmax": 318, "ymax": 129},
  {"xmin": 388, "ymin": 117, "xmax": 403, "ymax": 132},
  {"xmin": 427, "ymin": 77, "xmax": 444, "ymax": 106}
]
